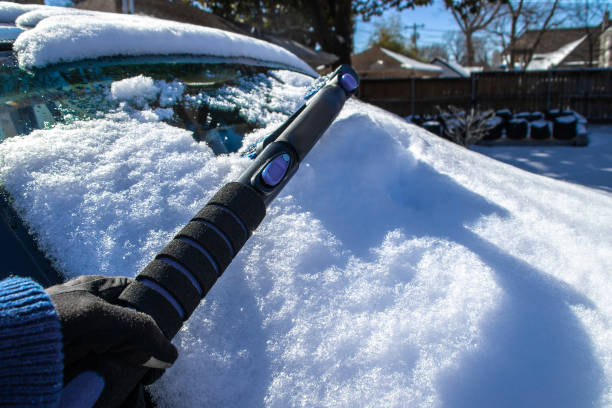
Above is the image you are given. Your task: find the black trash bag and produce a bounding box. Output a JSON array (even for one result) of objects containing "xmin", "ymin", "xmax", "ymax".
[
  {"xmin": 530, "ymin": 120, "xmax": 551, "ymax": 140},
  {"xmin": 553, "ymin": 115, "xmax": 577, "ymax": 140},
  {"xmin": 507, "ymin": 118, "xmax": 528, "ymax": 140}
]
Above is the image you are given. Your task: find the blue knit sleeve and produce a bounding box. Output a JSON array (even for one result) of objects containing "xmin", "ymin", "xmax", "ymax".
[{"xmin": 0, "ymin": 277, "xmax": 63, "ymax": 408}]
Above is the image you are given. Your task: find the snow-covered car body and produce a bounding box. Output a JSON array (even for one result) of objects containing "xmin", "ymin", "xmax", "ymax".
[{"xmin": 1, "ymin": 3, "xmax": 612, "ymax": 407}]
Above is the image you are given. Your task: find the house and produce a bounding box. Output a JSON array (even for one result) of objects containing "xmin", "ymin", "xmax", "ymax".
[
  {"xmin": 351, "ymin": 46, "xmax": 442, "ymax": 79},
  {"xmin": 73, "ymin": 0, "xmax": 336, "ymax": 70},
  {"xmin": 430, "ymin": 58, "xmax": 470, "ymax": 78},
  {"xmin": 506, "ymin": 13, "xmax": 611, "ymax": 70},
  {"xmin": 601, "ymin": 26, "xmax": 612, "ymax": 67}
]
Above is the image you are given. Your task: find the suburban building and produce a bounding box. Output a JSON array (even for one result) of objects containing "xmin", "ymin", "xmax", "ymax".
[
  {"xmin": 505, "ymin": 12, "xmax": 611, "ymax": 70},
  {"xmin": 352, "ymin": 46, "xmax": 442, "ymax": 79},
  {"xmin": 600, "ymin": 26, "xmax": 612, "ymax": 67}
]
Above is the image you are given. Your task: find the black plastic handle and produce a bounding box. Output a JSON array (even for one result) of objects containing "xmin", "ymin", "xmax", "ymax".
[{"xmin": 118, "ymin": 182, "xmax": 266, "ymax": 338}]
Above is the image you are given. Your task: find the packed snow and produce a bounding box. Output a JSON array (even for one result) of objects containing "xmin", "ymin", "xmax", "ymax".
[
  {"xmin": 8, "ymin": 5, "xmax": 314, "ymax": 76},
  {"xmin": 1, "ymin": 68, "xmax": 611, "ymax": 408}
]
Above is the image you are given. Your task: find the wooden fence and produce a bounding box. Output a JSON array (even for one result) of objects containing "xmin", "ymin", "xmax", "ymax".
[{"xmin": 358, "ymin": 69, "xmax": 612, "ymax": 121}]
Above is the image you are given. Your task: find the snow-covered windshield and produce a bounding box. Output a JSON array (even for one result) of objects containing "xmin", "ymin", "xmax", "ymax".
[{"xmin": 0, "ymin": 58, "xmax": 302, "ymax": 154}]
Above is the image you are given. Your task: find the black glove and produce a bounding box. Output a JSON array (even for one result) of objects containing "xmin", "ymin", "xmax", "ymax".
[{"xmin": 46, "ymin": 275, "xmax": 178, "ymax": 408}]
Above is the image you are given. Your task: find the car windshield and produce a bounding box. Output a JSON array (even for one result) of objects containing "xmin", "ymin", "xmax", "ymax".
[
  {"xmin": 0, "ymin": 56, "xmax": 297, "ymax": 154},
  {"xmin": 0, "ymin": 55, "xmax": 311, "ymax": 285}
]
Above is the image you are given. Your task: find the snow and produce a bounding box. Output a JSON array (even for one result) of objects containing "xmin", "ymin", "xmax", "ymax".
[
  {"xmin": 527, "ymin": 36, "xmax": 586, "ymax": 71},
  {"xmin": 381, "ymin": 47, "xmax": 443, "ymax": 73},
  {"xmin": 472, "ymin": 124, "xmax": 612, "ymax": 193},
  {"xmin": 1, "ymin": 69, "xmax": 612, "ymax": 407},
  {"xmin": 109, "ymin": 75, "xmax": 160, "ymax": 107},
  {"xmin": 15, "ymin": 7, "xmax": 96, "ymax": 28},
  {"xmin": 0, "ymin": 2, "xmax": 43, "ymax": 24},
  {"xmin": 556, "ymin": 115, "xmax": 577, "ymax": 124},
  {"xmin": 11, "ymin": 9, "xmax": 315, "ymax": 76},
  {"xmin": 446, "ymin": 59, "xmax": 470, "ymax": 77}
]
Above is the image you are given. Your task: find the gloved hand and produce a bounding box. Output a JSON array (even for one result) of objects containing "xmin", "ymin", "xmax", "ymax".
[{"xmin": 46, "ymin": 275, "xmax": 178, "ymax": 408}]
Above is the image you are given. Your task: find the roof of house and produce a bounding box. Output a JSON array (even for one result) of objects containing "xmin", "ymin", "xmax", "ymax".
[
  {"xmin": 379, "ymin": 48, "xmax": 442, "ymax": 73},
  {"xmin": 527, "ymin": 35, "xmax": 586, "ymax": 70},
  {"xmin": 511, "ymin": 26, "xmax": 603, "ymax": 66},
  {"xmin": 352, "ymin": 46, "xmax": 442, "ymax": 78},
  {"xmin": 431, "ymin": 58, "xmax": 470, "ymax": 78}
]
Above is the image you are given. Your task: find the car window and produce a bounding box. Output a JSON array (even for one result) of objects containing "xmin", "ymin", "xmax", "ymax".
[
  {"xmin": 0, "ymin": 55, "xmax": 311, "ymax": 285},
  {"xmin": 0, "ymin": 57, "xmax": 292, "ymax": 154}
]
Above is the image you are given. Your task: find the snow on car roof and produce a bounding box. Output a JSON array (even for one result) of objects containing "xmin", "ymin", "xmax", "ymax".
[
  {"xmin": 6, "ymin": 4, "xmax": 315, "ymax": 76},
  {"xmin": 15, "ymin": 6, "xmax": 97, "ymax": 28},
  {"xmin": 0, "ymin": 2, "xmax": 43, "ymax": 24},
  {"xmin": 1, "ymin": 69, "xmax": 611, "ymax": 406}
]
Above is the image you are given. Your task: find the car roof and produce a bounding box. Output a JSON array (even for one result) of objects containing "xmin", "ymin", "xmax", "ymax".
[{"xmin": 0, "ymin": 3, "xmax": 316, "ymax": 77}]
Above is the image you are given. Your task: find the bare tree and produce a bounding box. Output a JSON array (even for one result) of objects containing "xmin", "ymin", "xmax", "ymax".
[
  {"xmin": 443, "ymin": 31, "xmax": 492, "ymax": 65},
  {"xmin": 561, "ymin": 0, "xmax": 609, "ymax": 67},
  {"xmin": 420, "ymin": 43, "xmax": 450, "ymax": 61},
  {"xmin": 489, "ymin": 0, "xmax": 561, "ymax": 68},
  {"xmin": 445, "ymin": 0, "xmax": 503, "ymax": 66},
  {"xmin": 444, "ymin": 31, "xmax": 466, "ymax": 62}
]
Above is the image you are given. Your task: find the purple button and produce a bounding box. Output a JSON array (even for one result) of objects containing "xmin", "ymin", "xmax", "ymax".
[
  {"xmin": 339, "ymin": 73, "xmax": 357, "ymax": 93},
  {"xmin": 261, "ymin": 154, "xmax": 290, "ymax": 187}
]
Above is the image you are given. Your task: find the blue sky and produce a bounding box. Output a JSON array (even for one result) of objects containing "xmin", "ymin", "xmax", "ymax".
[
  {"xmin": 352, "ymin": 0, "xmax": 612, "ymax": 54},
  {"xmin": 353, "ymin": 1, "xmax": 460, "ymax": 53}
]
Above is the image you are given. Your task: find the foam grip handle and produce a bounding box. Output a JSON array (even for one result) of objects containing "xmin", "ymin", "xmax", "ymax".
[{"xmin": 118, "ymin": 182, "xmax": 266, "ymax": 339}]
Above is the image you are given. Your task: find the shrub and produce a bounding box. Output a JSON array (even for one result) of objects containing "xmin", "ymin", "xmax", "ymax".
[{"xmin": 437, "ymin": 105, "xmax": 496, "ymax": 147}]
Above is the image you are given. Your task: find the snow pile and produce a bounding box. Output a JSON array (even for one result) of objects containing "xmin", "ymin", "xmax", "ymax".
[
  {"xmin": 109, "ymin": 75, "xmax": 160, "ymax": 107},
  {"xmin": 11, "ymin": 9, "xmax": 315, "ymax": 76},
  {"xmin": 1, "ymin": 71, "xmax": 612, "ymax": 407},
  {"xmin": 0, "ymin": 2, "xmax": 43, "ymax": 24}
]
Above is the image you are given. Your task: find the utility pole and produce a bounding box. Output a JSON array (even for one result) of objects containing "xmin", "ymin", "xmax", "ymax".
[{"xmin": 406, "ymin": 23, "xmax": 425, "ymax": 51}]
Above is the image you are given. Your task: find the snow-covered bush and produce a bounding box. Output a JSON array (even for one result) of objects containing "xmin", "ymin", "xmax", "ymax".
[{"xmin": 438, "ymin": 105, "xmax": 496, "ymax": 147}]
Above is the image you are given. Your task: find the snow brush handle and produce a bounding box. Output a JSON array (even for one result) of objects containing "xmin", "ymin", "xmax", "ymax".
[{"xmin": 118, "ymin": 182, "xmax": 266, "ymax": 337}]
